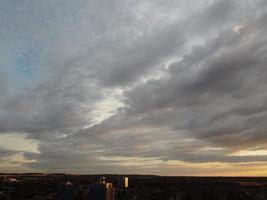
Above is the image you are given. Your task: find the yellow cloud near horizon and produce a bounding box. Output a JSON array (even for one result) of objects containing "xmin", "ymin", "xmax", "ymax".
[{"xmin": 0, "ymin": 133, "xmax": 39, "ymax": 153}]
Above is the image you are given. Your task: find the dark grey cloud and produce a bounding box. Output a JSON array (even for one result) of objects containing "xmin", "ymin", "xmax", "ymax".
[
  {"xmin": 0, "ymin": 0, "xmax": 267, "ymax": 174},
  {"xmin": 0, "ymin": 147, "xmax": 18, "ymax": 158}
]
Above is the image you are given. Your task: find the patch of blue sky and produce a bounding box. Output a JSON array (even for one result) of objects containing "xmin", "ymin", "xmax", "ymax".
[{"xmin": 13, "ymin": 46, "xmax": 41, "ymax": 90}]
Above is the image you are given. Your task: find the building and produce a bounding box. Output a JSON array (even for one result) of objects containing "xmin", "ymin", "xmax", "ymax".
[
  {"xmin": 89, "ymin": 176, "xmax": 129, "ymax": 200},
  {"xmin": 88, "ymin": 183, "xmax": 106, "ymax": 200},
  {"xmin": 115, "ymin": 177, "xmax": 129, "ymax": 200},
  {"xmin": 124, "ymin": 177, "xmax": 128, "ymax": 188},
  {"xmin": 99, "ymin": 177, "xmax": 106, "ymax": 185},
  {"xmin": 117, "ymin": 177, "xmax": 129, "ymax": 189},
  {"xmin": 56, "ymin": 181, "xmax": 75, "ymax": 200},
  {"xmin": 106, "ymin": 183, "xmax": 114, "ymax": 200}
]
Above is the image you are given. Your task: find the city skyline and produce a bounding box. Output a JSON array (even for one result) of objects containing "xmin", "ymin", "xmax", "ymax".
[{"xmin": 0, "ymin": 0, "xmax": 267, "ymax": 176}]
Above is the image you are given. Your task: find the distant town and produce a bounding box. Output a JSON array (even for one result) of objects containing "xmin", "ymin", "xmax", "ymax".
[{"xmin": 0, "ymin": 173, "xmax": 267, "ymax": 200}]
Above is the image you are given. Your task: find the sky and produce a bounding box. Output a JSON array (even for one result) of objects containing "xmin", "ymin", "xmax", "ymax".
[{"xmin": 0, "ymin": 0, "xmax": 267, "ymax": 176}]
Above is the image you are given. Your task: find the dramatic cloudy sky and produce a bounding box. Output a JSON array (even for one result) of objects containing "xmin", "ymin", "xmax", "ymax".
[{"xmin": 1, "ymin": 0, "xmax": 267, "ymax": 176}]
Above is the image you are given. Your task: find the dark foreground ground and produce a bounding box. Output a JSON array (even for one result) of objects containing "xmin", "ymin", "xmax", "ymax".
[{"xmin": 0, "ymin": 174, "xmax": 267, "ymax": 200}]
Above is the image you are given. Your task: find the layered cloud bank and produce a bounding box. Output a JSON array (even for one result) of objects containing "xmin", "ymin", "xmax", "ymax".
[{"xmin": 0, "ymin": 0, "xmax": 267, "ymax": 175}]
